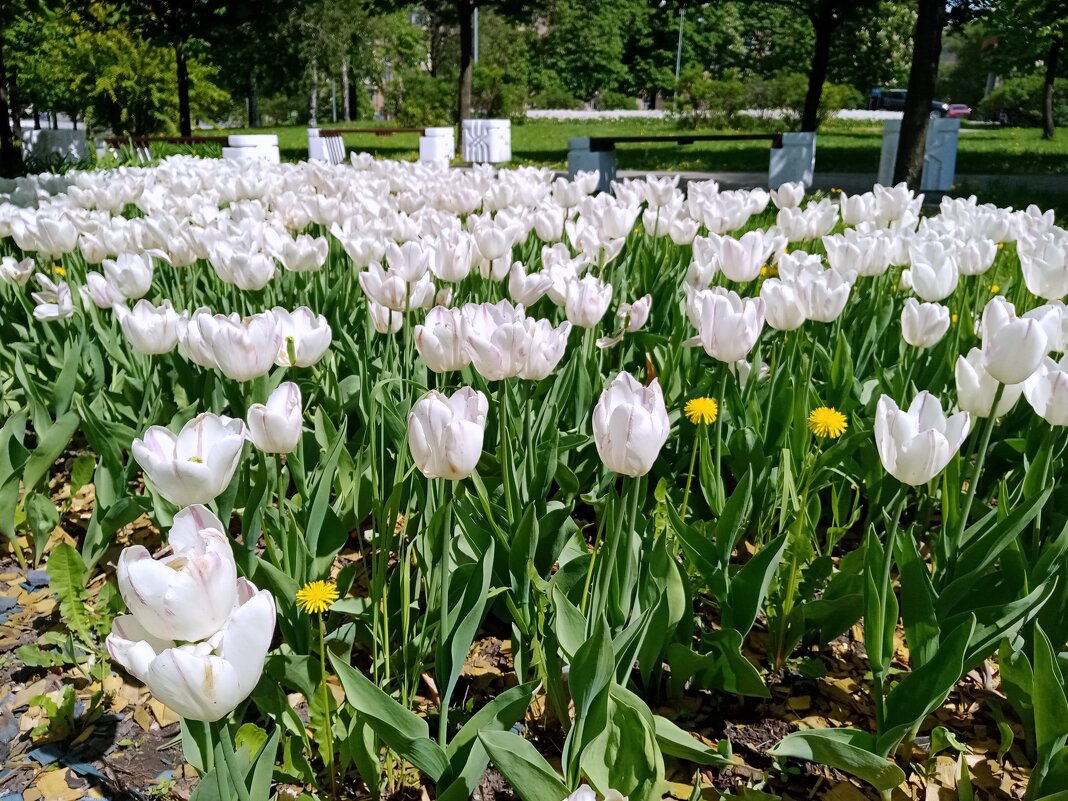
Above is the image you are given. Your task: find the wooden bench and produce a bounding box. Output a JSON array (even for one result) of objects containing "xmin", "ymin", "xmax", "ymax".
[
  {"xmin": 568, "ymin": 132, "xmax": 786, "ymax": 192},
  {"xmin": 315, "ymin": 127, "xmax": 424, "ymax": 165},
  {"xmin": 104, "ymin": 135, "xmax": 229, "ymax": 163}
]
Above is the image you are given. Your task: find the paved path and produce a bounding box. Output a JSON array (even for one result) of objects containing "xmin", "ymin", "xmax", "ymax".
[{"xmin": 611, "ymin": 169, "xmax": 1068, "ymax": 195}]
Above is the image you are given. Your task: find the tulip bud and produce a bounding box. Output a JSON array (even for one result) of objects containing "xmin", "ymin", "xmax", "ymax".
[
  {"xmin": 247, "ymin": 382, "xmax": 303, "ymax": 454},
  {"xmin": 0, "ymin": 256, "xmax": 35, "ymax": 286},
  {"xmin": 518, "ymin": 319, "xmax": 571, "ymax": 381},
  {"xmin": 369, "ymin": 301, "xmax": 403, "ymax": 334},
  {"xmin": 901, "ymin": 298, "xmax": 950, "ymax": 349},
  {"xmin": 955, "ymin": 348, "xmax": 1023, "ymax": 417},
  {"xmin": 407, "ymin": 387, "xmax": 488, "ymax": 479},
  {"xmin": 81, "ymin": 271, "xmax": 124, "ymax": 309},
  {"xmin": 508, "ymin": 262, "xmax": 554, "ymax": 307},
  {"xmin": 981, "ymin": 297, "xmax": 1048, "ymax": 384},
  {"xmin": 133, "ymin": 413, "xmax": 245, "ymax": 507},
  {"xmin": 592, "ymin": 372, "xmax": 671, "ymax": 477},
  {"xmin": 875, "ymin": 392, "xmax": 969, "ymax": 486}
]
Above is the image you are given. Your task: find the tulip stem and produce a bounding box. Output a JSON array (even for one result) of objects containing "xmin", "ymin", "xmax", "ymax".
[
  {"xmin": 318, "ymin": 613, "xmax": 338, "ymax": 800},
  {"xmin": 580, "ymin": 503, "xmax": 609, "ymax": 616},
  {"xmin": 438, "ymin": 479, "xmax": 455, "ymax": 746},
  {"xmin": 498, "ymin": 380, "xmax": 515, "ymax": 524},
  {"xmin": 955, "ymin": 382, "xmax": 1004, "ymax": 558},
  {"xmin": 680, "ymin": 426, "xmax": 700, "ymax": 523}
]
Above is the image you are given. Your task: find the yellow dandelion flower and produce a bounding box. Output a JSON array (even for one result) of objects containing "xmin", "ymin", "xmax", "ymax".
[
  {"xmin": 760, "ymin": 266, "xmax": 769, "ymax": 277},
  {"xmin": 296, "ymin": 580, "xmax": 339, "ymax": 614},
  {"xmin": 55, "ymin": 266, "xmax": 66, "ymax": 276},
  {"xmin": 685, "ymin": 397, "xmax": 718, "ymax": 425},
  {"xmin": 951, "ymin": 313, "xmax": 959, "ymax": 324},
  {"xmin": 991, "ymin": 284, "xmax": 1000, "ymax": 294},
  {"xmin": 997, "ymin": 242, "xmax": 1004, "ymax": 250},
  {"xmin": 807, "ymin": 407, "xmax": 848, "ymax": 439}
]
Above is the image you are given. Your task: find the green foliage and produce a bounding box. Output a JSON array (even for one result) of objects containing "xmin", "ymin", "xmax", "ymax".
[
  {"xmin": 385, "ymin": 69, "xmax": 455, "ymax": 127},
  {"xmin": 979, "ymin": 75, "xmax": 1068, "ymax": 126}
]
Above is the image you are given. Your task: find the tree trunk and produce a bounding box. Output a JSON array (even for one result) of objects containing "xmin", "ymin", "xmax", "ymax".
[
  {"xmin": 0, "ymin": 35, "xmax": 18, "ymax": 178},
  {"xmin": 176, "ymin": 37, "xmax": 192, "ymax": 136},
  {"xmin": 248, "ymin": 68, "xmax": 260, "ymax": 128},
  {"xmin": 310, "ymin": 64, "xmax": 319, "ymax": 125},
  {"xmin": 34, "ymin": 109, "xmax": 40, "ymax": 129},
  {"xmin": 1043, "ymin": 33, "xmax": 1063, "ymax": 140},
  {"xmin": 893, "ymin": 0, "xmax": 945, "ymax": 187},
  {"xmin": 8, "ymin": 64, "xmax": 20, "ymax": 136},
  {"xmin": 457, "ymin": 0, "xmax": 474, "ymax": 123},
  {"xmin": 50, "ymin": 110, "xmax": 57, "ymax": 130},
  {"xmin": 801, "ymin": 7, "xmax": 835, "ymax": 132},
  {"xmin": 342, "ymin": 56, "xmax": 351, "ymax": 122}
]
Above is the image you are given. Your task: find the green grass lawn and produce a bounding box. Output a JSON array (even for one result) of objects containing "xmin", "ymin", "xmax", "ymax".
[{"xmin": 214, "ymin": 118, "xmax": 1068, "ymax": 176}]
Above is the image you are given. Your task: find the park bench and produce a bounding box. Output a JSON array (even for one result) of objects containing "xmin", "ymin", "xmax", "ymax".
[
  {"xmin": 314, "ymin": 127, "xmax": 424, "ymax": 165},
  {"xmin": 567, "ymin": 131, "xmax": 815, "ymax": 193},
  {"xmin": 103, "ymin": 135, "xmax": 230, "ymax": 163}
]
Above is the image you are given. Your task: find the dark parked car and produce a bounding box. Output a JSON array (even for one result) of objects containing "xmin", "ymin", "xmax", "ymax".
[{"xmin": 871, "ymin": 88, "xmax": 950, "ymax": 117}]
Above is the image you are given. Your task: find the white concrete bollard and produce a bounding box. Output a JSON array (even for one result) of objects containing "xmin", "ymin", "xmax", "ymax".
[
  {"xmin": 768, "ymin": 132, "xmax": 816, "ymax": 189},
  {"xmin": 20, "ymin": 130, "xmax": 89, "ymax": 165},
  {"xmin": 461, "ymin": 119, "xmax": 511, "ymax": 163},
  {"xmin": 878, "ymin": 119, "xmax": 960, "ymax": 192},
  {"xmin": 225, "ymin": 134, "xmax": 280, "ymax": 163},
  {"xmin": 420, "ymin": 127, "xmax": 456, "ymax": 163}
]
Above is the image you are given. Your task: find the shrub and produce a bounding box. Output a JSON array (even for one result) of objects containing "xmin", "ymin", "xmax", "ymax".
[
  {"xmin": 384, "ymin": 70, "xmax": 454, "ymax": 126},
  {"xmin": 529, "ymin": 84, "xmax": 583, "ymax": 110},
  {"xmin": 593, "ymin": 90, "xmax": 636, "ymax": 111},
  {"xmin": 472, "ymin": 65, "xmax": 527, "ymax": 121},
  {"xmin": 746, "ymin": 73, "xmax": 862, "ymax": 130},
  {"xmin": 671, "ymin": 69, "xmax": 747, "ymax": 128},
  {"xmin": 978, "ymin": 74, "xmax": 1068, "ymax": 126}
]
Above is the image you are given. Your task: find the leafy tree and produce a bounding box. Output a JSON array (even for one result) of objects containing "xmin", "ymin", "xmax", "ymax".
[
  {"xmin": 726, "ymin": 0, "xmax": 877, "ymax": 131},
  {"xmin": 539, "ymin": 0, "xmax": 633, "ymax": 102}
]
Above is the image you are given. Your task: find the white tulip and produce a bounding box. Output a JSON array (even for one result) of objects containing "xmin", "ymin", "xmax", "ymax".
[
  {"xmin": 592, "ymin": 372, "xmax": 670, "ymax": 477},
  {"xmin": 247, "ymin": 382, "xmax": 303, "ymax": 454},
  {"xmin": 415, "ymin": 306, "xmax": 470, "ymax": 373},
  {"xmin": 981, "ymin": 297, "xmax": 1048, "ymax": 385},
  {"xmin": 116, "ymin": 299, "xmax": 186, "ymax": 355},
  {"xmin": 901, "ymin": 298, "xmax": 950, "ymax": 348},
  {"xmin": 875, "ymin": 392, "xmax": 970, "ymax": 486},
  {"xmin": 760, "ymin": 279, "xmax": 806, "ymax": 331},
  {"xmin": 107, "ymin": 580, "xmax": 275, "ymax": 722},
  {"xmin": 955, "ymin": 348, "xmax": 1023, "ymax": 417},
  {"xmin": 564, "ymin": 275, "xmax": 613, "ymax": 328},
  {"xmin": 132, "ymin": 413, "xmax": 245, "ymax": 507},
  {"xmin": 687, "ymin": 288, "xmax": 765, "ymax": 362},
  {"xmin": 407, "ymin": 387, "xmax": 488, "ymax": 480},
  {"xmin": 116, "ymin": 506, "xmax": 237, "ymax": 642},
  {"xmin": 1024, "ymin": 356, "xmax": 1068, "ymax": 425},
  {"xmin": 272, "ymin": 306, "xmax": 332, "ymax": 367}
]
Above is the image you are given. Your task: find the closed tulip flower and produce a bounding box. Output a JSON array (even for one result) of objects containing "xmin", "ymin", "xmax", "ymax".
[
  {"xmin": 1024, "ymin": 356, "xmax": 1068, "ymax": 425},
  {"xmin": 106, "ymin": 580, "xmax": 275, "ymax": 722},
  {"xmin": 564, "ymin": 275, "xmax": 613, "ymax": 328},
  {"xmin": 771, "ymin": 182, "xmax": 805, "ymax": 210},
  {"xmin": 276, "ymin": 233, "xmax": 328, "ymax": 272},
  {"xmin": 901, "ymin": 298, "xmax": 950, "ymax": 348},
  {"xmin": 415, "ymin": 306, "xmax": 470, "ymax": 373},
  {"xmin": 718, "ymin": 230, "xmax": 767, "ymax": 282},
  {"xmin": 1019, "ymin": 232, "xmax": 1068, "ymax": 300},
  {"xmin": 760, "ymin": 279, "xmax": 806, "ymax": 331},
  {"xmin": 272, "ymin": 306, "xmax": 332, "ymax": 367},
  {"xmin": 792, "ymin": 267, "xmax": 851, "ymax": 323},
  {"xmin": 369, "ymin": 301, "xmax": 403, "ymax": 334},
  {"xmin": 464, "ymin": 301, "xmax": 530, "ymax": 381},
  {"xmin": 909, "ymin": 256, "xmax": 959, "ymax": 302},
  {"xmin": 133, "ymin": 413, "xmax": 245, "ymax": 507},
  {"xmin": 102, "ymin": 253, "xmax": 154, "ymax": 300},
  {"xmin": 508, "ymin": 262, "xmax": 553, "ymax": 306},
  {"xmin": 981, "ymin": 297, "xmax": 1048, "ymax": 385},
  {"xmin": 592, "ymin": 372, "xmax": 671, "ymax": 477},
  {"xmin": 955, "ymin": 348, "xmax": 1023, "ymax": 417},
  {"xmin": 116, "ymin": 505, "xmax": 237, "ymax": 642},
  {"xmin": 875, "ymin": 392, "xmax": 970, "ymax": 486},
  {"xmin": 81, "ymin": 271, "xmax": 124, "ymax": 309},
  {"xmin": 956, "ymin": 239, "xmax": 997, "ymax": 276},
  {"xmin": 407, "ymin": 387, "xmax": 488, "ymax": 479},
  {"xmin": 519, "ymin": 319, "xmax": 571, "ymax": 380},
  {"xmin": 210, "ymin": 313, "xmax": 280, "ymax": 381},
  {"xmin": 246, "ymin": 382, "xmax": 303, "ymax": 454},
  {"xmin": 116, "ymin": 299, "xmax": 186, "ymax": 355},
  {"xmin": 688, "ymin": 288, "xmax": 765, "ymax": 363}
]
